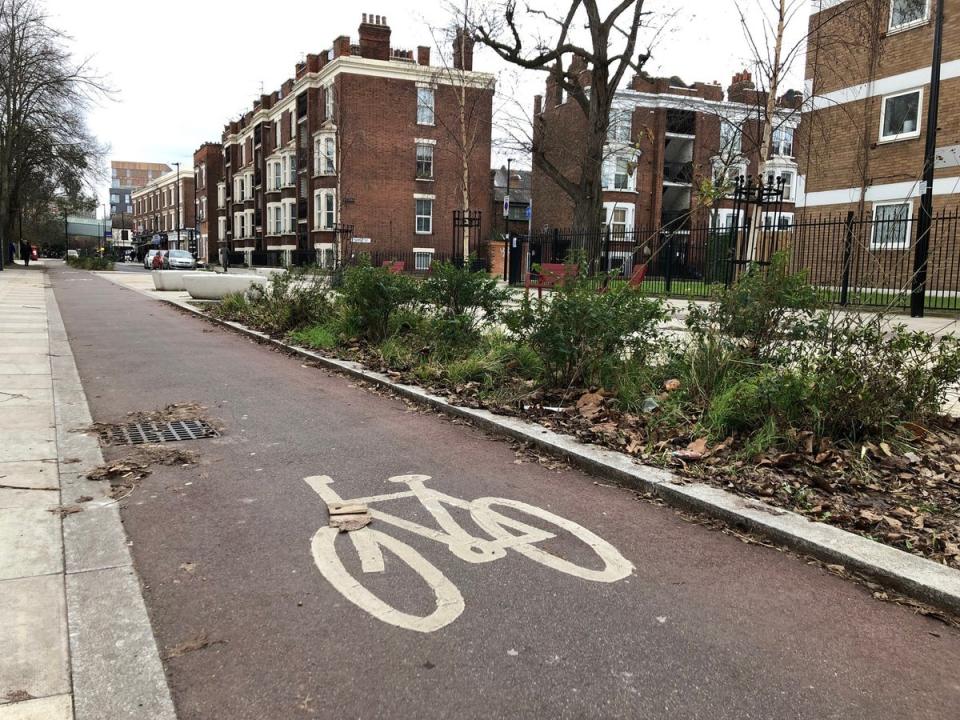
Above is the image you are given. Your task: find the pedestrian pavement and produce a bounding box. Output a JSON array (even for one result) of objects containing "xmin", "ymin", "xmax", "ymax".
[{"xmin": 0, "ymin": 263, "xmax": 174, "ymax": 720}]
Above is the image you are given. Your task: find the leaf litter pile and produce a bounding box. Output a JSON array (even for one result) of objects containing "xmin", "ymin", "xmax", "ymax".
[{"xmin": 335, "ymin": 348, "xmax": 960, "ymax": 570}]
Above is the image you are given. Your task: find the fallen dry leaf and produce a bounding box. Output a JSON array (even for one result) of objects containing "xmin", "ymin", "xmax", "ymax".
[{"xmin": 163, "ymin": 632, "xmax": 225, "ymax": 659}]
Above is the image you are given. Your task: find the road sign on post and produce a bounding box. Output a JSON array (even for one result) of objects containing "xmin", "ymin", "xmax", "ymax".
[{"xmin": 502, "ymin": 195, "xmax": 510, "ymax": 218}]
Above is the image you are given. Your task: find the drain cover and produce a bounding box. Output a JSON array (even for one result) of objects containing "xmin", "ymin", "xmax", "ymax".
[{"xmin": 100, "ymin": 419, "xmax": 219, "ymax": 446}]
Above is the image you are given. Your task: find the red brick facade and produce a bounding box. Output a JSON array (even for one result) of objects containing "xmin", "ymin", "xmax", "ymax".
[
  {"xmin": 192, "ymin": 143, "xmax": 222, "ymax": 263},
  {"xmin": 213, "ymin": 15, "xmax": 494, "ymax": 266},
  {"xmin": 131, "ymin": 168, "xmax": 196, "ymax": 252},
  {"xmin": 531, "ymin": 70, "xmax": 801, "ymax": 234}
]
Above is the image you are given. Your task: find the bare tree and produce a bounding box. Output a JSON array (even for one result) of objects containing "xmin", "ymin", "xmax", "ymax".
[
  {"xmin": 474, "ymin": 0, "xmax": 652, "ymax": 232},
  {"xmin": 429, "ymin": 1, "xmax": 497, "ymax": 261},
  {"xmin": 0, "ymin": 0, "xmax": 105, "ymax": 270}
]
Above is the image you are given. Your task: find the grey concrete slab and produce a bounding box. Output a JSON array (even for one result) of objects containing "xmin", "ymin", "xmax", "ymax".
[
  {"xmin": 0, "ymin": 405, "xmax": 55, "ymax": 432},
  {"xmin": 0, "ymin": 388, "xmax": 52, "ymax": 407},
  {"xmin": 0, "ymin": 341, "xmax": 50, "ymax": 355},
  {"xmin": 66, "ymin": 567, "xmax": 176, "ymax": 720},
  {"xmin": 0, "ymin": 357, "xmax": 51, "ymax": 375},
  {"xmin": 0, "ymin": 431, "xmax": 56, "ymax": 463},
  {"xmin": 0, "ymin": 461, "xmax": 58, "ymax": 491},
  {"xmin": 0, "ymin": 507, "xmax": 62, "ymax": 580},
  {"xmin": 63, "ymin": 503, "xmax": 132, "ymax": 574},
  {"xmin": 0, "ymin": 488, "xmax": 58, "ymax": 510},
  {"xmin": 0, "ymin": 575, "xmax": 70, "ymax": 702},
  {"xmin": 0, "ymin": 694, "xmax": 72, "ymax": 720}
]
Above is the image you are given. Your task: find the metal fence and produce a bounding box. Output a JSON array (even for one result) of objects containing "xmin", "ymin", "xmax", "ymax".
[{"xmin": 522, "ymin": 208, "xmax": 960, "ymax": 313}]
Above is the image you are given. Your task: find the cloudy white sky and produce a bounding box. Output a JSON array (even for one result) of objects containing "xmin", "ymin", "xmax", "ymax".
[{"xmin": 43, "ymin": 0, "xmax": 807, "ymax": 212}]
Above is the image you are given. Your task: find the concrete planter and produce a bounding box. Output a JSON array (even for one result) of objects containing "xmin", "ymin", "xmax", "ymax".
[
  {"xmin": 151, "ymin": 270, "xmax": 191, "ymax": 291},
  {"xmin": 183, "ymin": 274, "xmax": 267, "ymax": 300},
  {"xmin": 251, "ymin": 267, "xmax": 287, "ymax": 278}
]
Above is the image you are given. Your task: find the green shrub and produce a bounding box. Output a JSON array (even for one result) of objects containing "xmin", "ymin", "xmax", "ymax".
[
  {"xmin": 809, "ymin": 319, "xmax": 960, "ymax": 438},
  {"xmin": 243, "ymin": 269, "xmax": 332, "ymax": 335},
  {"xmin": 212, "ymin": 292, "xmax": 250, "ymax": 322},
  {"xmin": 289, "ymin": 324, "xmax": 338, "ymax": 350},
  {"xmin": 339, "ymin": 257, "xmax": 417, "ymax": 343},
  {"xmin": 686, "ymin": 251, "xmax": 823, "ymax": 363},
  {"xmin": 66, "ymin": 255, "xmax": 114, "ymax": 271},
  {"xmin": 419, "ymin": 258, "xmax": 507, "ymax": 337},
  {"xmin": 705, "ymin": 367, "xmax": 811, "ymax": 436},
  {"xmin": 505, "ymin": 272, "xmax": 666, "ymax": 387}
]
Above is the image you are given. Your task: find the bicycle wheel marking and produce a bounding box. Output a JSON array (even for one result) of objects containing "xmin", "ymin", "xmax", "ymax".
[{"xmin": 305, "ymin": 474, "xmax": 633, "ymax": 633}]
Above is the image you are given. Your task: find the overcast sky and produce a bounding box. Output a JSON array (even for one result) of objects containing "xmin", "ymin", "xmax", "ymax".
[{"xmin": 43, "ymin": 0, "xmax": 807, "ymax": 213}]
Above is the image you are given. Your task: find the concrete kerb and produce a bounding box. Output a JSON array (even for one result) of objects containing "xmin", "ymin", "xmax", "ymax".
[
  {"xmin": 44, "ymin": 280, "xmax": 177, "ymax": 720},
  {"xmin": 134, "ymin": 294, "xmax": 960, "ymax": 618}
]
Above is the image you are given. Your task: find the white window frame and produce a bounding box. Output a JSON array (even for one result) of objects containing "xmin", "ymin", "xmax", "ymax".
[
  {"xmin": 314, "ymin": 134, "xmax": 336, "ymax": 176},
  {"xmin": 416, "ymin": 143, "xmax": 434, "ymax": 179},
  {"xmin": 245, "ymin": 209, "xmax": 255, "ymax": 236},
  {"xmin": 266, "ymin": 202, "xmax": 282, "ymax": 235},
  {"xmin": 602, "ymin": 153, "xmax": 636, "ymax": 191},
  {"xmin": 281, "ymin": 199, "xmax": 296, "ymax": 234},
  {"xmin": 314, "ymin": 189, "xmax": 337, "ymax": 230},
  {"xmin": 316, "ymin": 242, "xmax": 336, "ymax": 269},
  {"xmin": 415, "ymin": 194, "xmax": 435, "ymax": 234},
  {"xmin": 771, "ymin": 126, "xmax": 794, "ymax": 157},
  {"xmin": 764, "ymin": 165, "xmax": 796, "ymax": 202},
  {"xmin": 218, "ymin": 216, "xmax": 226, "ymax": 239},
  {"xmin": 416, "ymin": 86, "xmax": 435, "ymax": 126},
  {"xmin": 607, "ymin": 110, "xmax": 632, "ymax": 144},
  {"xmin": 325, "ymin": 85, "xmax": 334, "ymax": 121},
  {"xmin": 879, "ymin": 88, "xmax": 923, "ymax": 143},
  {"xmin": 602, "ymin": 202, "xmax": 635, "ymax": 237},
  {"xmin": 275, "ymin": 120, "xmax": 281, "ymax": 148},
  {"xmin": 413, "ymin": 247, "xmax": 435, "ymax": 271},
  {"xmin": 217, "ymin": 182, "xmax": 225, "ymax": 208},
  {"xmin": 888, "ymin": 0, "xmax": 930, "ymax": 32},
  {"xmin": 871, "ymin": 201, "xmax": 913, "ymax": 249},
  {"xmin": 720, "ymin": 119, "xmax": 742, "ymax": 154},
  {"xmin": 713, "ymin": 160, "xmax": 747, "ymax": 197},
  {"xmin": 712, "ymin": 209, "xmax": 742, "ymax": 230}
]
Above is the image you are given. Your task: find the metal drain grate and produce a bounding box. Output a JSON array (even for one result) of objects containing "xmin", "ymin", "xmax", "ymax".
[{"xmin": 100, "ymin": 419, "xmax": 219, "ymax": 446}]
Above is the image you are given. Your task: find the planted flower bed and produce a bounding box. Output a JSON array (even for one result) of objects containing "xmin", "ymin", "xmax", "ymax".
[{"xmin": 206, "ymin": 254, "xmax": 960, "ymax": 568}]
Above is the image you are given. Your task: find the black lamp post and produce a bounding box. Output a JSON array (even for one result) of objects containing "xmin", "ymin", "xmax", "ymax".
[{"xmin": 172, "ymin": 162, "xmax": 181, "ymax": 250}]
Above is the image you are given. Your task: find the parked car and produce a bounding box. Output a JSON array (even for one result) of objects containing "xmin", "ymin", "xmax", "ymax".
[
  {"xmin": 144, "ymin": 249, "xmax": 163, "ymax": 269},
  {"xmin": 67, "ymin": 249, "xmax": 79, "ymax": 259},
  {"xmin": 164, "ymin": 249, "xmax": 197, "ymax": 270}
]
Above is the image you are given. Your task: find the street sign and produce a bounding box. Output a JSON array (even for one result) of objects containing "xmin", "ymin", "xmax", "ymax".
[
  {"xmin": 935, "ymin": 145, "xmax": 960, "ymax": 169},
  {"xmin": 104, "ymin": 230, "xmax": 112, "ymax": 238},
  {"xmin": 525, "ymin": 205, "xmax": 532, "ymax": 219},
  {"xmin": 152, "ymin": 234, "xmax": 161, "ymax": 246},
  {"xmin": 352, "ymin": 237, "xmax": 371, "ymax": 244},
  {"xmin": 502, "ymin": 195, "xmax": 510, "ymax": 218}
]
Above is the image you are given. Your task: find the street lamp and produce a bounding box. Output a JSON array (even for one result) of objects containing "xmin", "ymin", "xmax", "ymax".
[{"xmin": 171, "ymin": 161, "xmax": 181, "ymax": 250}]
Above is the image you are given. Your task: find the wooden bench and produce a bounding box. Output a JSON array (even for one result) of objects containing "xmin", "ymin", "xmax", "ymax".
[
  {"xmin": 525, "ymin": 263, "xmax": 579, "ymax": 298},
  {"xmin": 381, "ymin": 260, "xmax": 405, "ymax": 274}
]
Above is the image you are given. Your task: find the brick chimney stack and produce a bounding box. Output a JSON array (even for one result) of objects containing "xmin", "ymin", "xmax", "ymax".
[
  {"xmin": 417, "ymin": 45, "xmax": 431, "ymax": 66},
  {"xmin": 359, "ymin": 13, "xmax": 391, "ymax": 61},
  {"xmin": 452, "ymin": 27, "xmax": 475, "ymax": 71},
  {"xmin": 727, "ymin": 70, "xmax": 755, "ymax": 103}
]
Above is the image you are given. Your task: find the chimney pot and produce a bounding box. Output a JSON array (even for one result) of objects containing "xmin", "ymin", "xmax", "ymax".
[{"xmin": 362, "ymin": 12, "xmax": 367, "ymax": 22}]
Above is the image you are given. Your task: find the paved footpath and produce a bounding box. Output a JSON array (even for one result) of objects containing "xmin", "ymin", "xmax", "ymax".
[
  {"xmin": 17, "ymin": 262, "xmax": 960, "ymax": 719},
  {"xmin": 0, "ymin": 263, "xmax": 174, "ymax": 720}
]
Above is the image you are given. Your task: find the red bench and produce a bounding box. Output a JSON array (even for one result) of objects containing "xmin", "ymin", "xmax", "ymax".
[
  {"xmin": 525, "ymin": 263, "xmax": 579, "ymax": 298},
  {"xmin": 381, "ymin": 260, "xmax": 405, "ymax": 274},
  {"xmin": 599, "ymin": 263, "xmax": 648, "ymax": 293}
]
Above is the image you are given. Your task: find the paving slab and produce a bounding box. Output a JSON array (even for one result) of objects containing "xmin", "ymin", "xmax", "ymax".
[
  {"xmin": 63, "ymin": 503, "xmax": 132, "ymax": 574},
  {"xmin": 0, "ymin": 461, "xmax": 58, "ymax": 491},
  {"xmin": 0, "ymin": 405, "xmax": 55, "ymax": 431},
  {"xmin": 0, "ymin": 506, "xmax": 62, "ymax": 580},
  {"xmin": 0, "ymin": 431, "xmax": 56, "ymax": 463},
  {"xmin": 0, "ymin": 357, "xmax": 50, "ymax": 375},
  {"xmin": 0, "ymin": 694, "xmax": 72, "ymax": 720},
  {"xmin": 0, "ymin": 575, "xmax": 70, "ymax": 702},
  {"xmin": 0, "ymin": 488, "xmax": 58, "ymax": 510},
  {"xmin": 0, "ymin": 388, "xmax": 52, "ymax": 407}
]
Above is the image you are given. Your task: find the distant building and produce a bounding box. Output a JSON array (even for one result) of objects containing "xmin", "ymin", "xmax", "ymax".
[
  {"xmin": 193, "ymin": 143, "xmax": 223, "ymax": 263},
  {"xmin": 131, "ymin": 167, "xmax": 196, "ymax": 253},
  {"xmin": 110, "ymin": 161, "xmax": 171, "ymax": 249},
  {"xmin": 532, "ymin": 69, "xmax": 801, "ymax": 234},
  {"xmin": 213, "ymin": 14, "xmax": 495, "ymax": 267}
]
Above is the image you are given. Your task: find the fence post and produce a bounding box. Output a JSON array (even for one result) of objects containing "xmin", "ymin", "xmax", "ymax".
[
  {"xmin": 839, "ymin": 211, "xmax": 855, "ymax": 306},
  {"xmin": 664, "ymin": 231, "xmax": 674, "ymax": 295}
]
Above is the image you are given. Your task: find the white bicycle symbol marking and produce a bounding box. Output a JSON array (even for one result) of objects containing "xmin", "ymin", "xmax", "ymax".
[{"xmin": 305, "ymin": 474, "xmax": 634, "ymax": 633}]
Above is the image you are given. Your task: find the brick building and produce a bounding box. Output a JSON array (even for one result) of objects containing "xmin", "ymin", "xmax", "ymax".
[
  {"xmin": 796, "ymin": 0, "xmax": 960, "ymax": 294},
  {"xmin": 131, "ymin": 166, "xmax": 196, "ymax": 254},
  {"xmin": 531, "ymin": 70, "xmax": 801, "ymax": 237},
  {"xmin": 193, "ymin": 143, "xmax": 223, "ymax": 263},
  {"xmin": 110, "ymin": 160, "xmax": 171, "ymax": 249},
  {"xmin": 214, "ymin": 15, "xmax": 494, "ymax": 268},
  {"xmin": 799, "ymin": 0, "xmax": 960, "ymax": 219}
]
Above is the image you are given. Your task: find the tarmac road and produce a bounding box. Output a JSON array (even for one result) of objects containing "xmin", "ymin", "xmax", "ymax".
[{"xmin": 50, "ymin": 263, "xmax": 960, "ymax": 720}]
